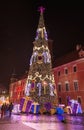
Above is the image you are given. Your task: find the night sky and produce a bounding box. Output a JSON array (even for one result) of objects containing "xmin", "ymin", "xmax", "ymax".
[{"xmin": 0, "ymin": 0, "xmax": 84, "ymax": 88}]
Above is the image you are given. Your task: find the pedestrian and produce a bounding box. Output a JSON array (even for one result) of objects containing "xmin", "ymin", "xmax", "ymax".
[
  {"xmin": 56, "ymin": 106, "xmax": 67, "ymax": 123},
  {"xmin": 4, "ymin": 103, "xmax": 8, "ymax": 116},
  {"xmin": 1, "ymin": 103, "xmax": 5, "ymax": 118},
  {"xmin": 8, "ymin": 102, "xmax": 13, "ymax": 117}
]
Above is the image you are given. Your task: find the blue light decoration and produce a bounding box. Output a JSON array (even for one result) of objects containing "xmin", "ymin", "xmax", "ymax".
[
  {"xmin": 56, "ymin": 107, "xmax": 64, "ymax": 115},
  {"xmin": 30, "ymin": 102, "xmax": 40, "ymax": 114}
]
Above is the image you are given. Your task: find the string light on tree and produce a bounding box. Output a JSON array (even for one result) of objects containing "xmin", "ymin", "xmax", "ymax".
[{"xmin": 25, "ymin": 6, "xmax": 58, "ymax": 107}]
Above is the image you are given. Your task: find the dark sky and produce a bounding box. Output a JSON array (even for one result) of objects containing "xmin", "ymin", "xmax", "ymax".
[{"xmin": 0, "ymin": 0, "xmax": 84, "ymax": 88}]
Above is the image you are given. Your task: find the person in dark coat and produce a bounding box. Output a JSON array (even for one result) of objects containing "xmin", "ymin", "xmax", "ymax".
[
  {"xmin": 1, "ymin": 103, "xmax": 5, "ymax": 118},
  {"xmin": 8, "ymin": 102, "xmax": 13, "ymax": 117}
]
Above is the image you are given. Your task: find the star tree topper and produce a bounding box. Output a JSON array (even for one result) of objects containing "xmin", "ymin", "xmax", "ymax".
[{"xmin": 38, "ymin": 6, "xmax": 45, "ymax": 14}]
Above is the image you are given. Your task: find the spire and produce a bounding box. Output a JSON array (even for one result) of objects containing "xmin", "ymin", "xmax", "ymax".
[
  {"xmin": 38, "ymin": 6, "xmax": 45, "ymax": 28},
  {"xmin": 10, "ymin": 68, "xmax": 17, "ymax": 83},
  {"xmin": 35, "ymin": 6, "xmax": 48, "ymax": 40}
]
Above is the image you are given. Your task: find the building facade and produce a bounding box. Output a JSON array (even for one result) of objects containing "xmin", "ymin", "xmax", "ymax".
[
  {"xmin": 53, "ymin": 45, "xmax": 84, "ymax": 111},
  {"xmin": 9, "ymin": 73, "xmax": 27, "ymax": 104},
  {"xmin": 9, "ymin": 45, "xmax": 84, "ymax": 111}
]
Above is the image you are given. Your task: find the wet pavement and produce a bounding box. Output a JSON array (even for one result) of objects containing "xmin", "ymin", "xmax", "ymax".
[{"xmin": 0, "ymin": 114, "xmax": 84, "ymax": 130}]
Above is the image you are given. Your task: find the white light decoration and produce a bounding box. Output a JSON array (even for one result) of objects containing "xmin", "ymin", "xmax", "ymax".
[
  {"xmin": 28, "ymin": 75, "xmax": 32, "ymax": 80},
  {"xmin": 49, "ymin": 83, "xmax": 54, "ymax": 96},
  {"xmin": 25, "ymin": 82, "xmax": 31, "ymax": 96},
  {"xmin": 35, "ymin": 72, "xmax": 39, "ymax": 76},
  {"xmin": 42, "ymin": 51, "xmax": 47, "ymax": 63},
  {"xmin": 46, "ymin": 52, "xmax": 51, "ymax": 63},
  {"xmin": 30, "ymin": 55, "xmax": 33, "ymax": 65},
  {"xmin": 33, "ymin": 45, "xmax": 49, "ymax": 52},
  {"xmin": 33, "ymin": 51, "xmax": 38, "ymax": 62},
  {"xmin": 35, "ymin": 27, "xmax": 48, "ymax": 40},
  {"xmin": 37, "ymin": 83, "xmax": 42, "ymax": 96},
  {"xmin": 12, "ymin": 104, "xmax": 21, "ymax": 114}
]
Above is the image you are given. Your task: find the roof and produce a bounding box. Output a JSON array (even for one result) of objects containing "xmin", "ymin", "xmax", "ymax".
[{"xmin": 53, "ymin": 49, "xmax": 84, "ymax": 67}]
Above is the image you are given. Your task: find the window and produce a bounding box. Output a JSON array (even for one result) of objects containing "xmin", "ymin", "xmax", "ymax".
[
  {"xmin": 10, "ymin": 91, "xmax": 13, "ymax": 97},
  {"xmin": 65, "ymin": 82, "xmax": 69, "ymax": 91},
  {"xmin": 58, "ymin": 71, "xmax": 60, "ymax": 76},
  {"xmin": 64, "ymin": 68, "xmax": 68, "ymax": 74},
  {"xmin": 23, "ymin": 91, "xmax": 24, "ymax": 95},
  {"xmin": 74, "ymin": 81, "xmax": 78, "ymax": 91},
  {"xmin": 58, "ymin": 84, "xmax": 62, "ymax": 92},
  {"xmin": 66, "ymin": 96, "xmax": 70, "ymax": 105},
  {"xmin": 59, "ymin": 97, "xmax": 62, "ymax": 104},
  {"xmin": 77, "ymin": 97, "xmax": 81, "ymax": 104},
  {"xmin": 79, "ymin": 49, "xmax": 84, "ymax": 57},
  {"xmin": 73, "ymin": 66, "xmax": 77, "ymax": 72}
]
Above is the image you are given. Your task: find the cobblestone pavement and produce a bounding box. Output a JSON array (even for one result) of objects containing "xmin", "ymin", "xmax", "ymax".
[
  {"xmin": 0, "ymin": 114, "xmax": 84, "ymax": 130},
  {"xmin": 0, "ymin": 115, "xmax": 34, "ymax": 130}
]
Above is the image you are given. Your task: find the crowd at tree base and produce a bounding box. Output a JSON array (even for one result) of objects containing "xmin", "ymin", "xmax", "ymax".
[{"xmin": 0, "ymin": 102, "xmax": 13, "ymax": 118}]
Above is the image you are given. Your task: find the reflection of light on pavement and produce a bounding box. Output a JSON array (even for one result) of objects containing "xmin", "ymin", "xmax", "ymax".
[
  {"xmin": 22, "ymin": 122, "xmax": 61, "ymax": 130},
  {"xmin": 20, "ymin": 115, "xmax": 27, "ymax": 121},
  {"xmin": 12, "ymin": 114, "xmax": 21, "ymax": 122},
  {"xmin": 27, "ymin": 114, "xmax": 40, "ymax": 122}
]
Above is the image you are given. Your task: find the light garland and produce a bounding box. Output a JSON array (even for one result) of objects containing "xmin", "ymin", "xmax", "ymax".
[{"xmin": 33, "ymin": 45, "xmax": 49, "ymax": 51}]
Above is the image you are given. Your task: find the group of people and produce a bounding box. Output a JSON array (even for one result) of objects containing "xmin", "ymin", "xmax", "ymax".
[{"xmin": 0, "ymin": 102, "xmax": 13, "ymax": 118}]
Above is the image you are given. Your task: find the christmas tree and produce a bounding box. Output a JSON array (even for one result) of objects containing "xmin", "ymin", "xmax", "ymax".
[{"xmin": 25, "ymin": 7, "xmax": 58, "ymax": 107}]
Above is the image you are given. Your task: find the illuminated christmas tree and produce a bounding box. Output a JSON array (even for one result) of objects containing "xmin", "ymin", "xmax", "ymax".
[{"xmin": 25, "ymin": 7, "xmax": 58, "ymax": 107}]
